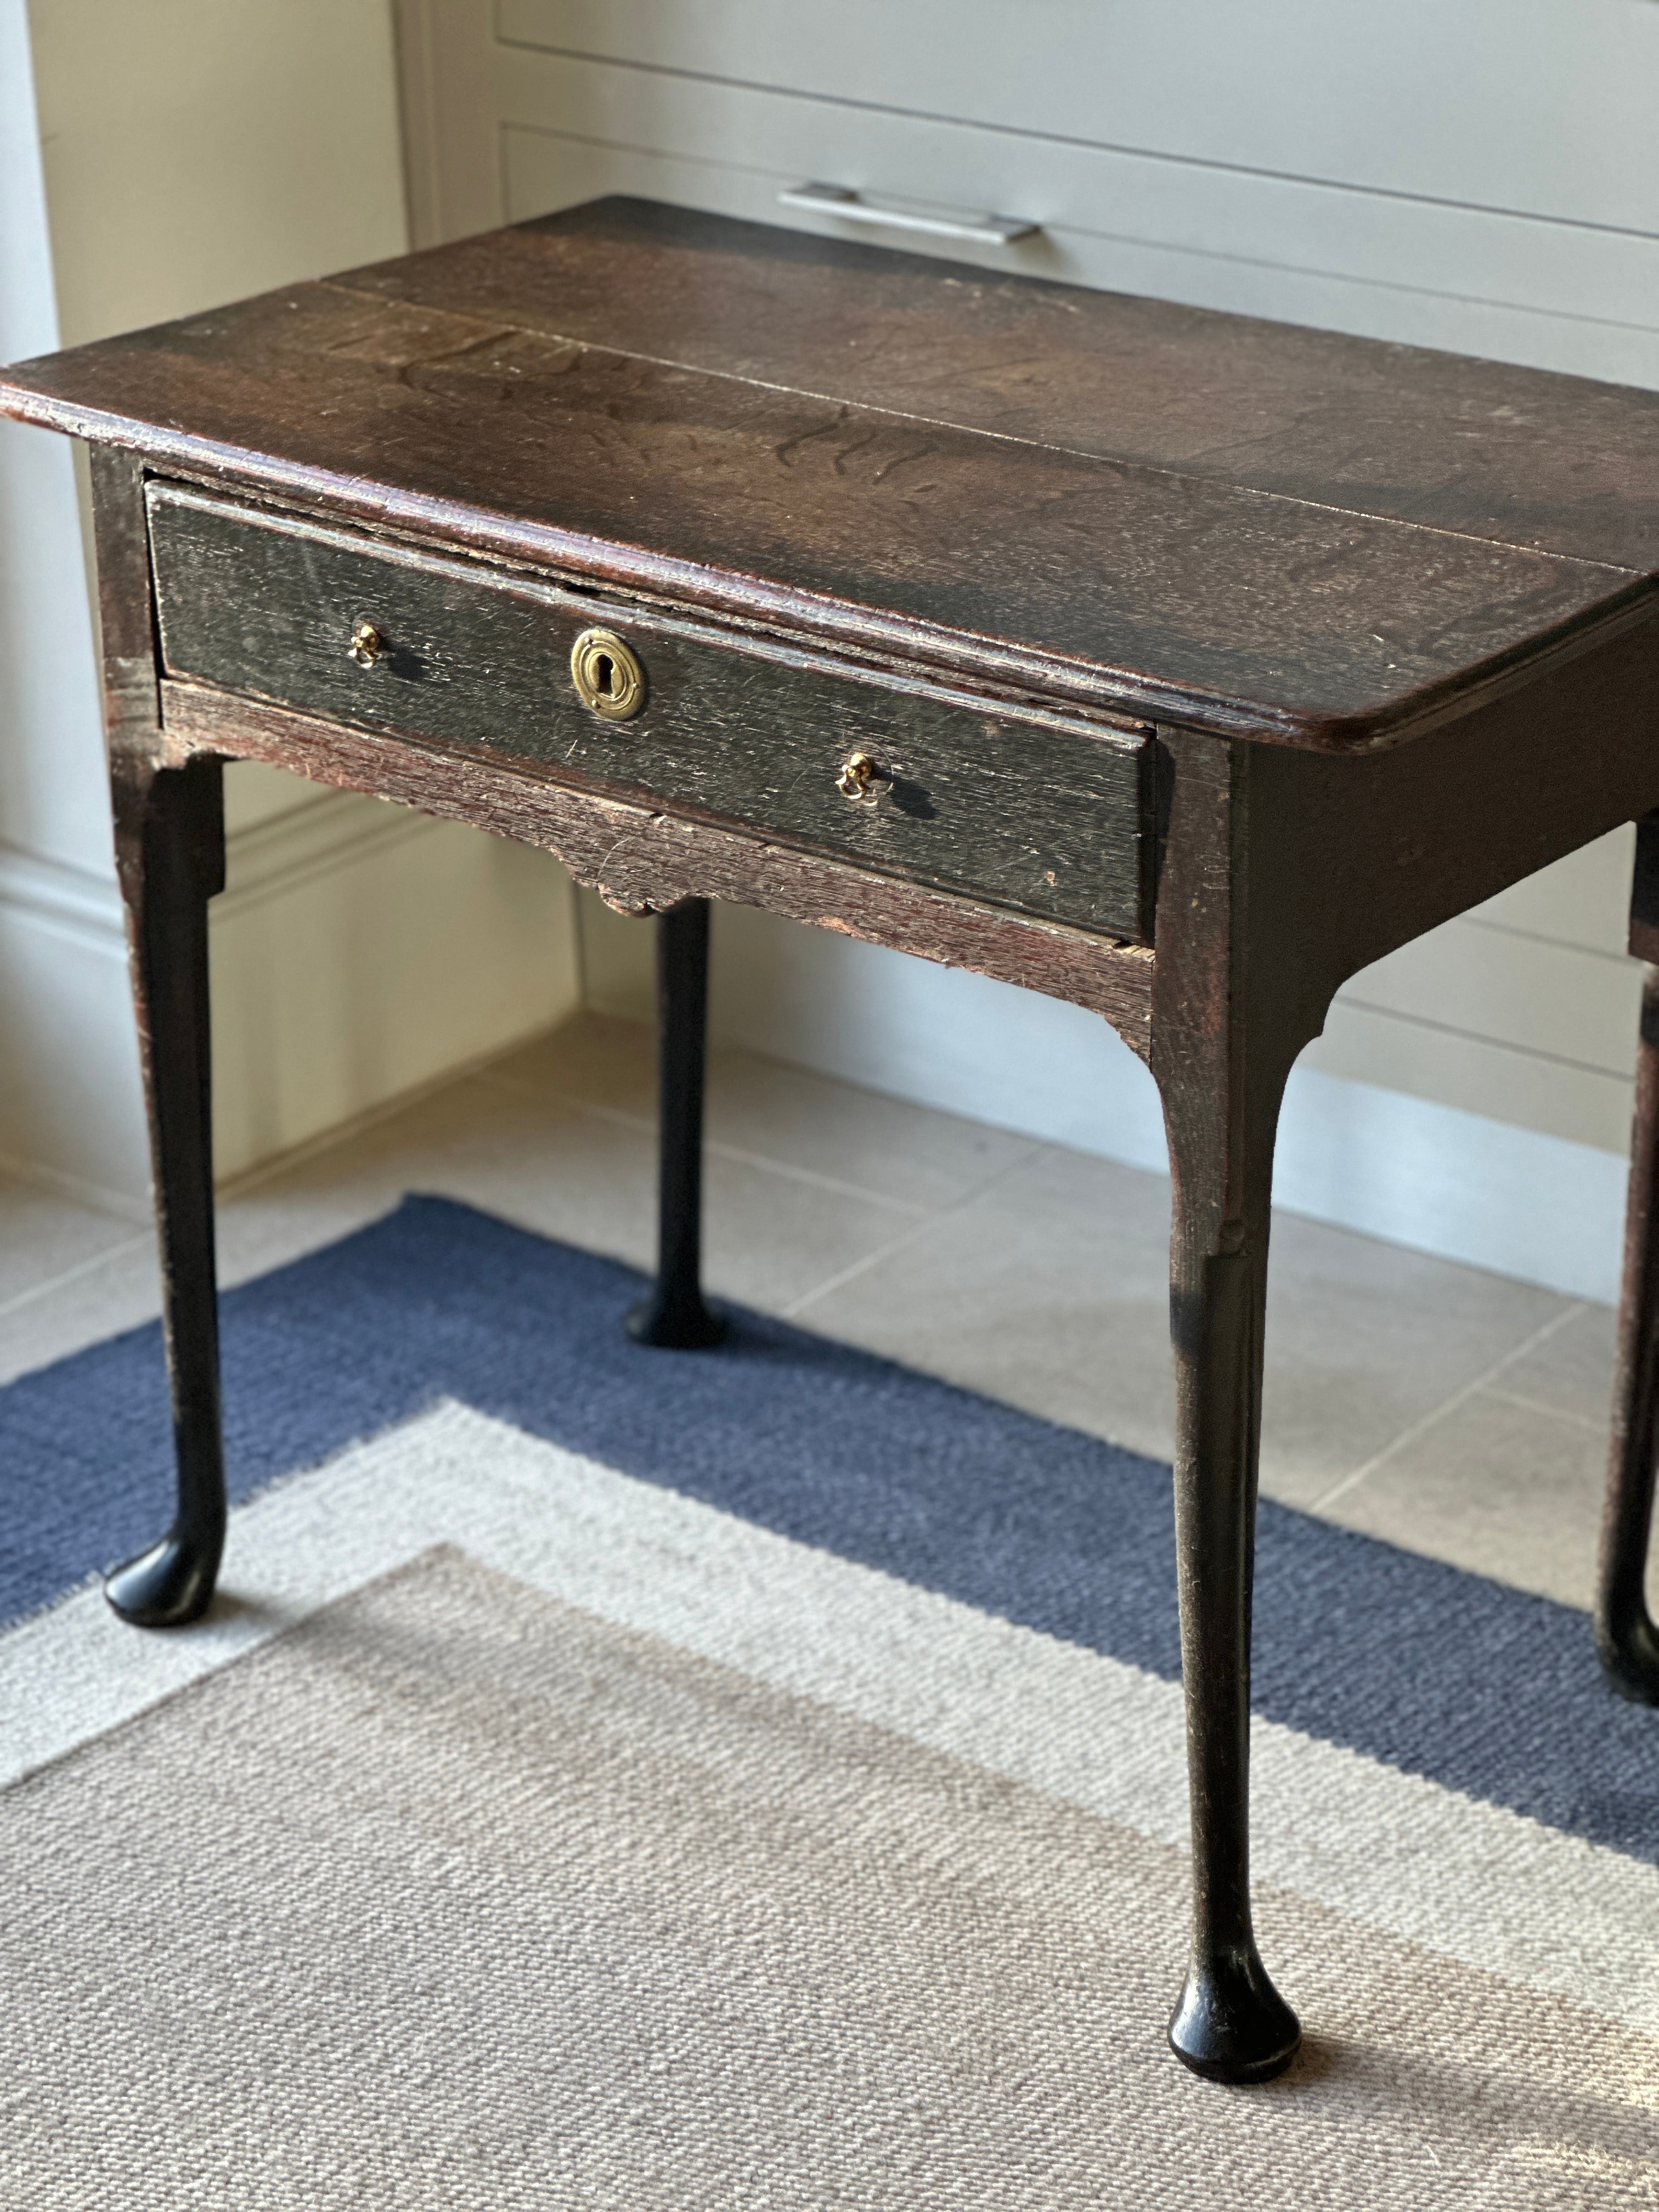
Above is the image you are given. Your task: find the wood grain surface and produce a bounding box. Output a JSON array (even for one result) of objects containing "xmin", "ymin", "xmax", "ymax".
[
  {"xmin": 149, "ymin": 482, "xmax": 1152, "ymax": 939},
  {"xmin": 353, "ymin": 200, "xmax": 1659, "ymax": 573},
  {"xmin": 3, "ymin": 199, "xmax": 1654, "ymax": 751}
]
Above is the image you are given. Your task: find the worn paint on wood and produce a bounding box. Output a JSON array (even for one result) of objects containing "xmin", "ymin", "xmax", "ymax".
[
  {"xmin": 158, "ymin": 681, "xmax": 1156, "ymax": 1049},
  {"xmin": 149, "ymin": 482, "xmax": 1153, "ymax": 940}
]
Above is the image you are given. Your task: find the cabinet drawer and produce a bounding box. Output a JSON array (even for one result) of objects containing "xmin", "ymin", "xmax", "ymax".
[{"xmin": 148, "ymin": 483, "xmax": 1153, "ymax": 940}]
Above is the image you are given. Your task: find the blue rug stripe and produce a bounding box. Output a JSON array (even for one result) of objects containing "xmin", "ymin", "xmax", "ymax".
[{"xmin": 2, "ymin": 1194, "xmax": 1655, "ymax": 1860}]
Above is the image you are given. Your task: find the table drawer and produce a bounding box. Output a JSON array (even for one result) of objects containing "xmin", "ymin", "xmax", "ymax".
[{"xmin": 148, "ymin": 484, "xmax": 1153, "ymax": 940}]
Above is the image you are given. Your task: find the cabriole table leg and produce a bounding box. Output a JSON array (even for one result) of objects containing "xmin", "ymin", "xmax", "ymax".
[
  {"xmin": 104, "ymin": 754, "xmax": 228, "ymax": 1627},
  {"xmin": 1161, "ymin": 1074, "xmax": 1301, "ymax": 2084},
  {"xmin": 1598, "ymin": 964, "xmax": 1659, "ymax": 1702},
  {"xmin": 1149, "ymin": 728, "xmax": 1304, "ymax": 2084},
  {"xmin": 627, "ymin": 898, "xmax": 726, "ymax": 1350}
]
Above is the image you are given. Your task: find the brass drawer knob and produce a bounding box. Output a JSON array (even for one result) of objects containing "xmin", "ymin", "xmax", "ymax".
[
  {"xmin": 572, "ymin": 628, "xmax": 646, "ymax": 720},
  {"xmin": 347, "ymin": 619, "xmax": 383, "ymax": 669},
  {"xmin": 837, "ymin": 751, "xmax": 891, "ymax": 805}
]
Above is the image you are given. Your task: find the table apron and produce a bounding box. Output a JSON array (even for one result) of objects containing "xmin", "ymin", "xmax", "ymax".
[{"xmin": 157, "ymin": 679, "xmax": 1156, "ymax": 1054}]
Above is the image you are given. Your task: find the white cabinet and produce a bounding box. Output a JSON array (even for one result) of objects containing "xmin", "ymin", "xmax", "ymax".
[
  {"xmin": 392, "ymin": 0, "xmax": 1659, "ymax": 1290},
  {"xmin": 448, "ymin": 1, "xmax": 1659, "ymax": 381}
]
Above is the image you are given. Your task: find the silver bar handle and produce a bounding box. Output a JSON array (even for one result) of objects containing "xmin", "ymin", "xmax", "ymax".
[{"xmin": 777, "ymin": 183, "xmax": 1037, "ymax": 248}]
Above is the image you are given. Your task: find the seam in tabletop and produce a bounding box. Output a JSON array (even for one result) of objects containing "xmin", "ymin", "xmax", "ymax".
[{"xmin": 313, "ymin": 272, "xmax": 1649, "ymax": 582}]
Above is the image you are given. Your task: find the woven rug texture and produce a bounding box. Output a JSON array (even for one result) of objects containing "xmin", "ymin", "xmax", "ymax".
[{"xmin": 2, "ymin": 1198, "xmax": 1656, "ymax": 2207}]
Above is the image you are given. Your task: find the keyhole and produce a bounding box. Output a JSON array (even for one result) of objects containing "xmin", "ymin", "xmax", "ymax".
[{"xmin": 571, "ymin": 628, "xmax": 646, "ymax": 718}]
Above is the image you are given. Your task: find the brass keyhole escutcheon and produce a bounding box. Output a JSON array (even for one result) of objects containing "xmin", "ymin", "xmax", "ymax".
[
  {"xmin": 347, "ymin": 619, "xmax": 384, "ymax": 669},
  {"xmin": 571, "ymin": 628, "xmax": 646, "ymax": 720},
  {"xmin": 837, "ymin": 750, "xmax": 891, "ymax": 805}
]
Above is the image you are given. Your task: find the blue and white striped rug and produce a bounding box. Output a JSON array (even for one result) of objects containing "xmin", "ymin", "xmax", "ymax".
[{"xmin": 3, "ymin": 1195, "xmax": 1657, "ymax": 2205}]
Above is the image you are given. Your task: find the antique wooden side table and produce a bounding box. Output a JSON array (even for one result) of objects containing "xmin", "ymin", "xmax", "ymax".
[{"xmin": 5, "ymin": 199, "xmax": 1659, "ymax": 2086}]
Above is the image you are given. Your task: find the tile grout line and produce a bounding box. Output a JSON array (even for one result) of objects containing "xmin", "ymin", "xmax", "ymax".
[
  {"xmin": 0, "ymin": 1230, "xmax": 154, "ymax": 1332},
  {"xmin": 217, "ymin": 1066, "xmax": 516, "ymax": 1201},
  {"xmin": 576, "ymin": 1098, "xmax": 936, "ymax": 1215},
  {"xmin": 474, "ymin": 1061, "xmax": 1038, "ymax": 1218},
  {"xmin": 1480, "ymin": 1380, "xmax": 1609, "ymax": 1436},
  {"xmin": 1307, "ymin": 1300, "xmax": 1592, "ymax": 1516},
  {"xmin": 776, "ymin": 1212, "xmax": 958, "ymax": 1322},
  {"xmin": 698, "ymin": 1121, "xmax": 1043, "ymax": 1220},
  {"xmin": 779, "ymin": 1142, "xmax": 1048, "ymax": 1322},
  {"xmin": 58, "ymin": 1037, "xmax": 1035, "ymax": 1359}
]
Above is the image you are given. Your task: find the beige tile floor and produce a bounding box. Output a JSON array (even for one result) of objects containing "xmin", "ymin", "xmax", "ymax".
[{"xmin": 0, "ymin": 1011, "xmax": 1625, "ymax": 1612}]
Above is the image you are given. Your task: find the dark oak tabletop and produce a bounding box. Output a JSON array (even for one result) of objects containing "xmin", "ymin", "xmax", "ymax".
[{"xmin": 3, "ymin": 197, "xmax": 1656, "ymax": 751}]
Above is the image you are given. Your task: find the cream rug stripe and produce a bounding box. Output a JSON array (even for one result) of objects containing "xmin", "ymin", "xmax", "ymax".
[
  {"xmin": 5, "ymin": 1547, "xmax": 1656, "ymax": 2208},
  {"xmin": 5, "ymin": 1399, "xmax": 1656, "ymax": 2036}
]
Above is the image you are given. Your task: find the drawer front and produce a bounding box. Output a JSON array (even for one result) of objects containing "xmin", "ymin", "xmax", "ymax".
[{"xmin": 148, "ymin": 485, "xmax": 1152, "ymax": 939}]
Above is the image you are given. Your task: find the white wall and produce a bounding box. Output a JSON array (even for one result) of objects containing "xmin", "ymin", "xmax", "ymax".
[
  {"xmin": 0, "ymin": 0, "xmax": 582, "ymax": 1201},
  {"xmin": 398, "ymin": 0, "xmax": 1658, "ymax": 1300},
  {"xmin": 0, "ymin": 0, "xmax": 143, "ymax": 1207}
]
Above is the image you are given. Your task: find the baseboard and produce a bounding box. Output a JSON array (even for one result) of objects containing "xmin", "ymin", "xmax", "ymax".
[
  {"xmin": 0, "ymin": 846, "xmax": 150, "ymax": 1202},
  {"xmin": 0, "ymin": 794, "xmax": 585, "ymax": 1198},
  {"xmin": 0, "ymin": 1145, "xmax": 150, "ymax": 1226},
  {"xmin": 1273, "ymin": 1068, "xmax": 1629, "ymax": 1306},
  {"xmin": 0, "ymin": 840, "xmax": 125, "ymax": 952},
  {"xmin": 579, "ymin": 893, "xmax": 1630, "ymax": 1305},
  {"xmin": 209, "ymin": 794, "xmax": 582, "ymax": 1181},
  {"xmin": 0, "ymin": 829, "xmax": 1630, "ymax": 1299}
]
